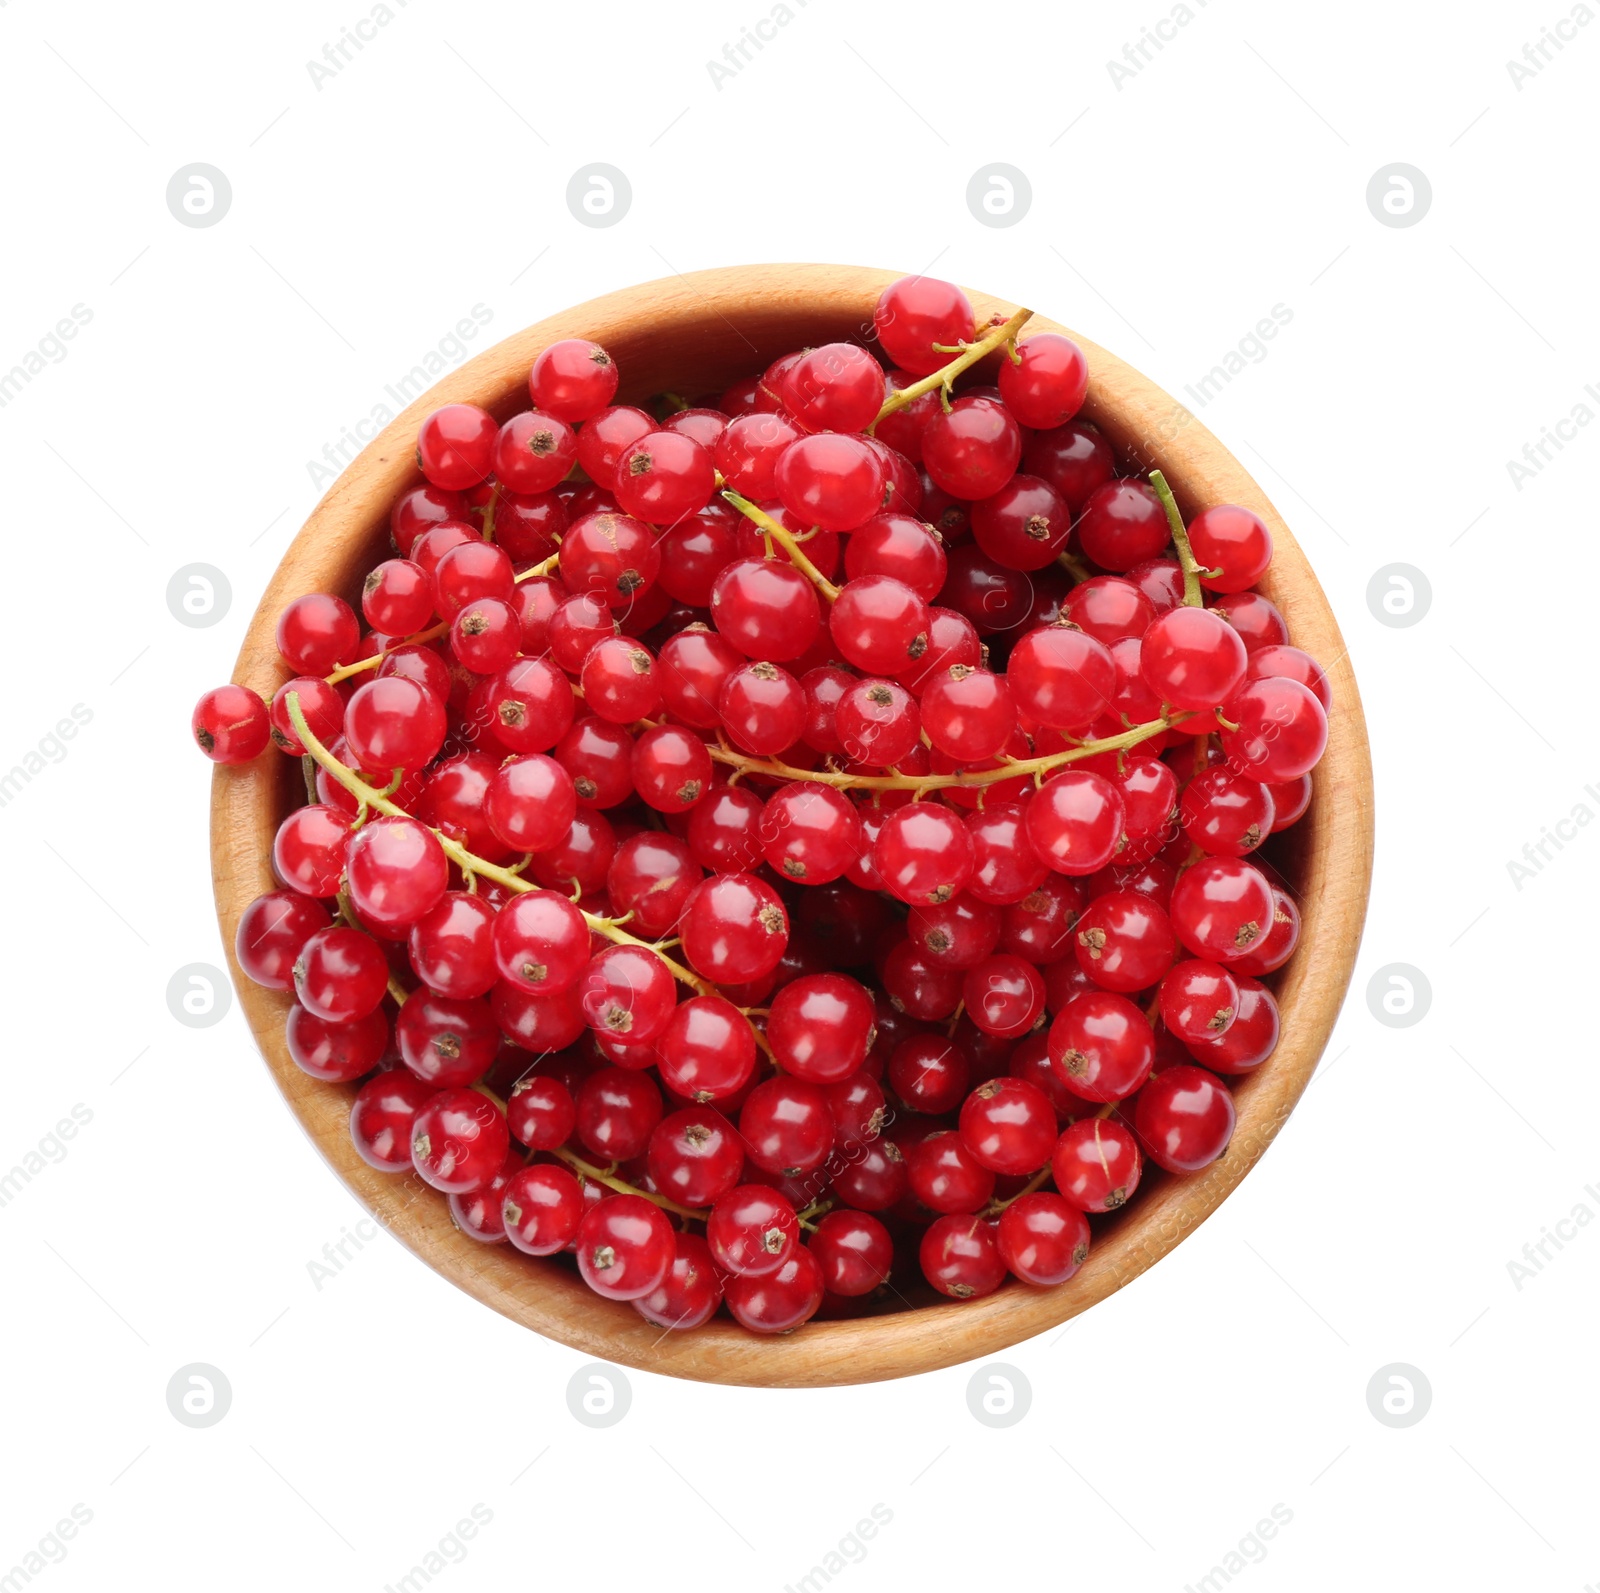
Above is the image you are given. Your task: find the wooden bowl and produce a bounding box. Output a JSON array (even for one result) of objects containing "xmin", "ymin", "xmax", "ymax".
[{"xmin": 212, "ymin": 264, "xmax": 1374, "ymax": 1387}]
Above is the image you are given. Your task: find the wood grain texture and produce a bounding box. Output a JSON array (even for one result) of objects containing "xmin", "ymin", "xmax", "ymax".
[{"xmin": 211, "ymin": 263, "xmax": 1374, "ymax": 1387}]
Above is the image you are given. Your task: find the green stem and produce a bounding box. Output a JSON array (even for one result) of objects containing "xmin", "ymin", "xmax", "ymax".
[
  {"xmin": 706, "ymin": 711, "xmax": 1185, "ymax": 793},
  {"xmin": 547, "ymin": 1145, "xmax": 708, "ymax": 1223},
  {"xmin": 720, "ymin": 490, "xmax": 840, "ymax": 601},
  {"xmin": 1148, "ymin": 468, "xmax": 1207, "ymax": 607},
  {"xmin": 873, "ymin": 305, "xmax": 1034, "ymax": 427},
  {"xmin": 284, "ymin": 693, "xmax": 708, "ymax": 992}
]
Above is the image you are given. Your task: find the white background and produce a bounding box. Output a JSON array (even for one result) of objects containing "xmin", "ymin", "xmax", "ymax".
[{"xmin": 1, "ymin": 0, "xmax": 1594, "ymax": 1588}]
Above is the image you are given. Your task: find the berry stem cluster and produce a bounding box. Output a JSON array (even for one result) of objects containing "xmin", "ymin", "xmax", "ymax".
[
  {"xmin": 285, "ymin": 692, "xmax": 709, "ymax": 994},
  {"xmin": 873, "ymin": 305, "xmax": 1035, "ymax": 423}
]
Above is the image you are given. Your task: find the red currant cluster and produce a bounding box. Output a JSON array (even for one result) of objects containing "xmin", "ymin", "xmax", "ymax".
[{"xmin": 194, "ymin": 273, "xmax": 1331, "ymax": 1335}]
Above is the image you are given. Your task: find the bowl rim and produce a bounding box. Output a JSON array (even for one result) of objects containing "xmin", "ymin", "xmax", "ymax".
[{"xmin": 211, "ymin": 262, "xmax": 1374, "ymax": 1387}]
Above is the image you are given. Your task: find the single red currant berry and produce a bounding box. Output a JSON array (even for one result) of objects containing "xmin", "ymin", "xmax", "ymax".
[
  {"xmin": 1180, "ymin": 768, "xmax": 1275, "ymax": 857},
  {"xmin": 276, "ymin": 593, "xmax": 360, "ymax": 676},
  {"xmin": 997, "ymin": 333, "xmax": 1089, "ymax": 429},
  {"xmin": 881, "ymin": 939, "xmax": 964, "ymax": 1021},
  {"xmin": 719, "ymin": 660, "xmax": 806, "ymax": 755},
  {"xmin": 1219, "ymin": 676, "xmax": 1328, "ymax": 782},
  {"xmin": 1023, "ymin": 418, "xmax": 1115, "ymax": 514},
  {"xmin": 268, "ymin": 677, "xmax": 345, "ymax": 757},
  {"xmin": 1072, "ymin": 890, "xmax": 1178, "ymax": 993},
  {"xmin": 830, "ymin": 575, "xmax": 930, "ymax": 676},
  {"xmin": 908, "ymin": 892, "xmax": 1002, "ymax": 970},
  {"xmin": 576, "ymin": 1194, "xmax": 675, "ymax": 1300},
  {"xmin": 293, "ymin": 925, "xmax": 388, "ymax": 1023},
  {"xmin": 774, "ymin": 433, "xmax": 886, "ymax": 533},
  {"xmin": 491, "ymin": 889, "xmax": 590, "ymax": 994},
  {"xmin": 632, "ymin": 1231, "xmax": 724, "ymax": 1330},
  {"xmin": 344, "ymin": 814, "xmax": 450, "ymax": 932},
  {"xmin": 739, "ymin": 1076, "xmax": 834, "ymax": 1176},
  {"xmin": 506, "ymin": 1072, "xmax": 577, "ymax": 1150},
  {"xmin": 484, "ymin": 754, "xmax": 577, "ymax": 855},
  {"xmin": 845, "ymin": 513, "xmax": 947, "ymax": 601},
  {"xmin": 574, "ymin": 1067, "xmax": 664, "ymax": 1162},
  {"xmin": 394, "ymin": 989, "xmax": 498, "ymax": 1087},
  {"xmin": 362, "ymin": 557, "xmax": 434, "ymax": 636},
  {"xmin": 809, "ymin": 1210, "xmax": 892, "ymax": 1296},
  {"xmin": 874, "ymin": 803, "xmax": 974, "ymax": 906},
  {"xmin": 1025, "ymin": 771, "xmax": 1125, "ymax": 876},
  {"xmin": 1187, "ymin": 504, "xmax": 1273, "ymax": 593},
  {"xmin": 416, "ymin": 403, "xmax": 497, "ymax": 489},
  {"xmin": 965, "ymin": 803, "xmax": 1049, "ymax": 907},
  {"xmin": 577, "ymin": 944, "xmax": 678, "ymax": 1044},
  {"xmin": 874, "ymin": 276, "xmax": 974, "ymax": 374},
  {"xmin": 1008, "ymin": 626, "xmax": 1117, "ymax": 731},
  {"xmin": 1074, "ymin": 480, "xmax": 1170, "ymax": 572},
  {"xmin": 614, "ymin": 431, "xmax": 717, "ymax": 526},
  {"xmin": 647, "ymin": 1108, "xmax": 745, "ymax": 1208},
  {"xmin": 707, "ymin": 1184, "xmax": 800, "ymax": 1276},
  {"xmin": 657, "ymin": 995, "xmax": 757, "ymax": 1103},
  {"xmin": 1169, "ymin": 856, "xmax": 1275, "ymax": 964},
  {"xmin": 1160, "ymin": 959, "xmax": 1241, "ymax": 1044},
  {"xmin": 710, "ymin": 557, "xmax": 822, "ymax": 662},
  {"xmin": 724, "ymin": 1245, "xmax": 825, "ymax": 1333},
  {"xmin": 271, "ymin": 805, "xmax": 353, "ymax": 898},
  {"xmin": 192, "ymin": 683, "xmax": 271, "ymax": 763},
  {"xmin": 529, "ymin": 338, "xmax": 619, "ymax": 422},
  {"xmin": 494, "ymin": 410, "xmax": 578, "ymax": 494},
  {"xmin": 959, "ymin": 1077, "xmax": 1056, "ymax": 1175},
  {"xmin": 996, "ymin": 1192, "xmax": 1091, "ymax": 1285},
  {"xmin": 344, "ymin": 675, "xmax": 448, "ymax": 772},
  {"xmin": 1047, "ymin": 991, "xmax": 1155, "ymax": 1102},
  {"xmin": 777, "ymin": 342, "xmax": 885, "ymax": 432},
  {"xmin": 1185, "ymin": 975, "xmax": 1279, "ymax": 1072},
  {"xmin": 502, "ymin": 1163, "xmax": 585, "ymax": 1255},
  {"xmin": 1052, "ymin": 1116, "xmax": 1143, "ymax": 1211},
  {"xmin": 888, "ymin": 1033, "xmax": 969, "ymax": 1115},
  {"xmin": 286, "ymin": 1004, "xmax": 387, "ymax": 1082},
  {"xmin": 235, "ymin": 890, "xmax": 332, "ymax": 990},
  {"xmin": 759, "ymin": 782, "xmax": 862, "ymax": 885},
  {"xmin": 766, "ymin": 974, "xmax": 876, "ymax": 1083},
  {"xmin": 1141, "ymin": 605, "xmax": 1248, "ymax": 711},
  {"xmin": 920, "ymin": 1213, "xmax": 1005, "ymax": 1299},
  {"xmin": 627, "ymin": 724, "xmax": 711, "ymax": 815},
  {"xmin": 485, "ymin": 657, "xmax": 576, "ymax": 754},
  {"xmin": 350, "ymin": 1068, "xmax": 437, "ymax": 1172},
  {"xmin": 920, "ymin": 665, "xmax": 1017, "ymax": 762},
  {"xmin": 970, "ymin": 474, "xmax": 1071, "ymax": 571},
  {"xmin": 680, "ymin": 873, "xmax": 788, "ymax": 984},
  {"xmin": 410, "ymin": 1088, "xmax": 510, "ymax": 1194},
  {"xmin": 656, "ymin": 626, "xmax": 741, "ymax": 728},
  {"xmin": 963, "ymin": 954, "xmax": 1046, "ymax": 1039},
  {"xmin": 922, "ymin": 396, "xmax": 1021, "ymax": 501},
  {"xmin": 905, "ymin": 1132, "xmax": 996, "ymax": 1214},
  {"xmin": 1133, "ymin": 1064, "xmax": 1236, "ymax": 1172}
]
